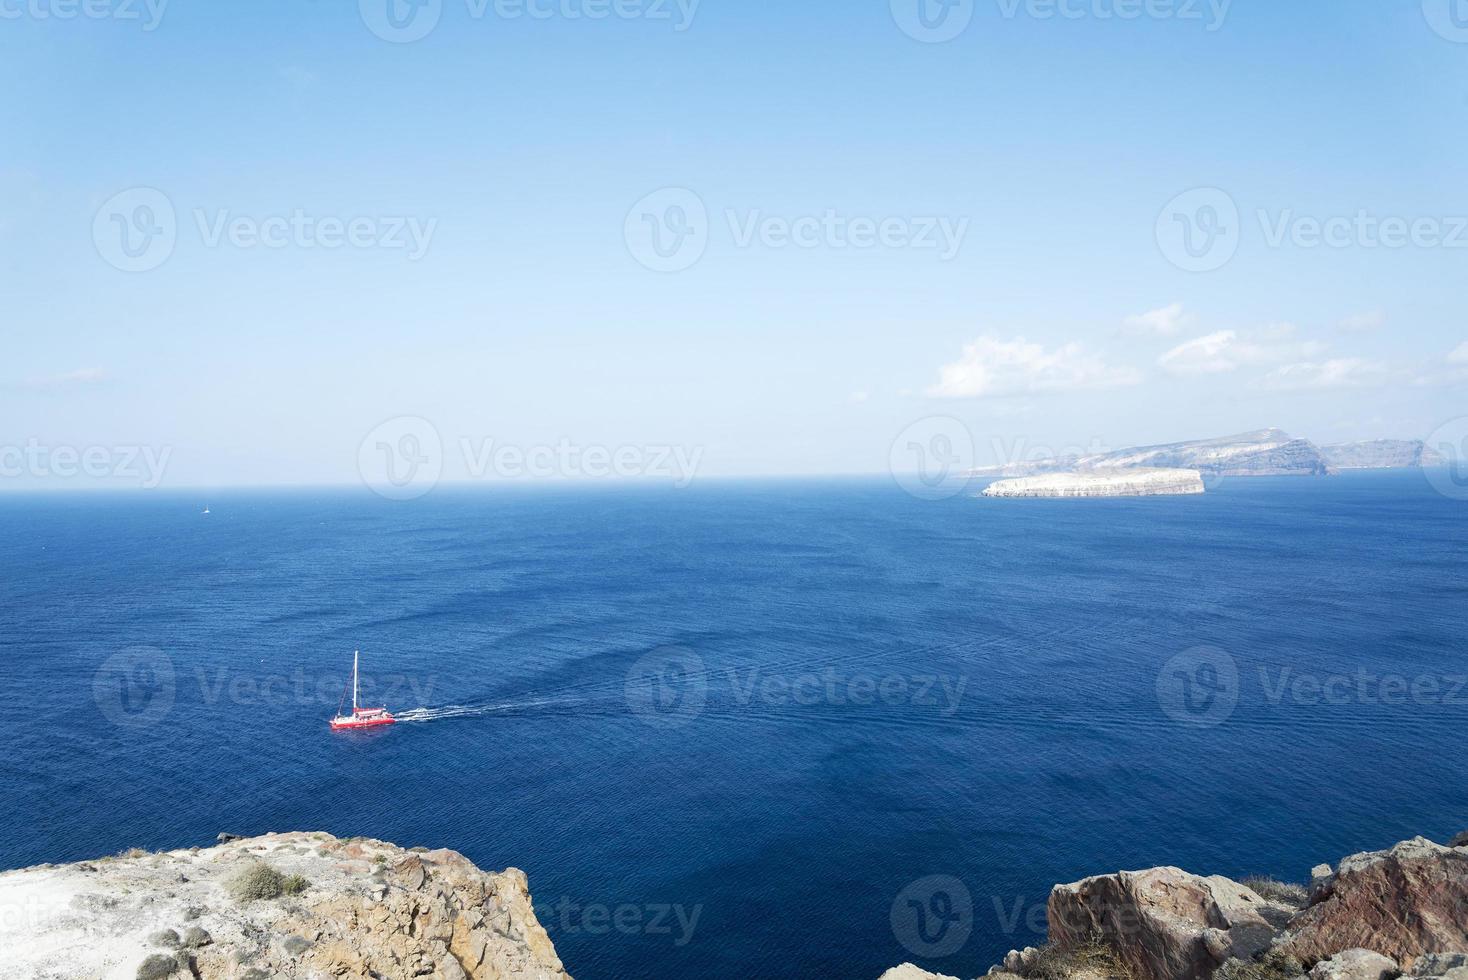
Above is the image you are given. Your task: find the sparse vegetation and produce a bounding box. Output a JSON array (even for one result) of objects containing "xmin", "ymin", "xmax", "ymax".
[
  {"xmin": 1022, "ymin": 936, "xmax": 1134, "ymax": 980},
  {"xmin": 227, "ymin": 863, "xmax": 287, "ymax": 902},
  {"xmin": 117, "ymin": 847, "xmax": 150, "ymax": 859},
  {"xmin": 1241, "ymin": 876, "xmax": 1309, "ymax": 908},
  {"xmin": 136, "ymin": 954, "xmax": 177, "ymax": 979},
  {"xmin": 281, "ymin": 874, "xmax": 310, "ymax": 896},
  {"xmin": 1215, "ymin": 950, "xmax": 1305, "ymax": 980}
]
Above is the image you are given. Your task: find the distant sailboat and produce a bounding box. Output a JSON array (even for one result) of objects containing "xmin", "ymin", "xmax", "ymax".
[
  {"xmin": 329, "ymin": 651, "xmax": 397, "ymax": 731},
  {"xmin": 202, "ymin": 506, "xmax": 210, "ymax": 515}
]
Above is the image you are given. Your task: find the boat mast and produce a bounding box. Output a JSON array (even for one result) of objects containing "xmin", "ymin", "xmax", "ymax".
[{"xmin": 352, "ymin": 650, "xmax": 359, "ymax": 714}]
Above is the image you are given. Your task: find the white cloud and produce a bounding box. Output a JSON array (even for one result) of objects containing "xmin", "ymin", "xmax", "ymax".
[
  {"xmin": 1123, "ymin": 303, "xmax": 1189, "ymax": 337},
  {"xmin": 1158, "ymin": 329, "xmax": 1324, "ymax": 376},
  {"xmin": 1449, "ymin": 341, "xmax": 1468, "ymax": 365},
  {"xmin": 1339, "ymin": 310, "xmax": 1386, "ymax": 333},
  {"xmin": 1259, "ymin": 358, "xmax": 1393, "ymax": 391},
  {"xmin": 849, "ymin": 390, "xmax": 870, "ymax": 403},
  {"xmin": 927, "ymin": 336, "xmax": 1140, "ymax": 398}
]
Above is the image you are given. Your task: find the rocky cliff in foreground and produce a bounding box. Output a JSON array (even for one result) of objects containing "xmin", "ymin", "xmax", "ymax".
[
  {"xmin": 885, "ymin": 830, "xmax": 1468, "ymax": 980},
  {"xmin": 0, "ymin": 831, "xmax": 571, "ymax": 980}
]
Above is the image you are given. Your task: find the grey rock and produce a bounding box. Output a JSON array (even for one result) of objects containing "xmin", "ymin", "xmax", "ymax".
[
  {"xmin": 1449, "ymin": 833, "xmax": 1468, "ymax": 849},
  {"xmin": 1307, "ymin": 949, "xmax": 1399, "ymax": 980},
  {"xmin": 1311, "ymin": 864, "xmax": 1337, "ymax": 905},
  {"xmin": 1411, "ymin": 954, "xmax": 1468, "ymax": 977},
  {"xmin": 281, "ymin": 935, "xmax": 312, "ymax": 956},
  {"xmin": 147, "ymin": 929, "xmax": 181, "ymax": 948}
]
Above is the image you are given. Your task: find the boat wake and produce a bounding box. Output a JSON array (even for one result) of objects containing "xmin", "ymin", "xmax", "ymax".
[{"xmin": 393, "ymin": 697, "xmax": 588, "ymax": 723}]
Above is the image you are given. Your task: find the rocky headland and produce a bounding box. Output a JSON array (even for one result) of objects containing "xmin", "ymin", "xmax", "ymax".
[
  {"xmin": 0, "ymin": 831, "xmax": 571, "ymax": 980},
  {"xmin": 981, "ymin": 468, "xmax": 1206, "ymax": 498},
  {"xmin": 969, "ymin": 429, "xmax": 1443, "ymax": 483},
  {"xmin": 884, "ymin": 830, "xmax": 1468, "ymax": 980},
  {"xmin": 1319, "ymin": 441, "xmax": 1445, "ymax": 470}
]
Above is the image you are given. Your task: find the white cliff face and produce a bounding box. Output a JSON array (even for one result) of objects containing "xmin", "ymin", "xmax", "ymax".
[
  {"xmin": 0, "ymin": 831, "xmax": 571, "ymax": 980},
  {"xmin": 981, "ymin": 468, "xmax": 1206, "ymax": 498}
]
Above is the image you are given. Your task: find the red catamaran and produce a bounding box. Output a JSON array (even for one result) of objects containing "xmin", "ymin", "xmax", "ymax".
[{"xmin": 329, "ymin": 651, "xmax": 397, "ymax": 731}]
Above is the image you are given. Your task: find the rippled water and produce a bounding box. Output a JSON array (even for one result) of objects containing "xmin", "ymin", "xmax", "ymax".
[{"xmin": 2, "ymin": 474, "xmax": 1465, "ymax": 979}]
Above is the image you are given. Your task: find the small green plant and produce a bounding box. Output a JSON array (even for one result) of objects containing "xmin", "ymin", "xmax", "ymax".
[
  {"xmin": 1241, "ymin": 876, "xmax": 1309, "ymax": 908},
  {"xmin": 281, "ymin": 874, "xmax": 310, "ymax": 896},
  {"xmin": 117, "ymin": 847, "xmax": 150, "ymax": 859},
  {"xmin": 227, "ymin": 863, "xmax": 287, "ymax": 902}
]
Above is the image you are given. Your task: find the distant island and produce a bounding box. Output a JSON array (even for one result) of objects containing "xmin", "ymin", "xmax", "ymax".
[
  {"xmin": 973, "ymin": 429, "xmax": 1443, "ymax": 498},
  {"xmin": 982, "ymin": 468, "xmax": 1205, "ymax": 499}
]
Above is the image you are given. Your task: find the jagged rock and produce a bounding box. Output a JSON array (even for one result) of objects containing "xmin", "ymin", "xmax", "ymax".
[
  {"xmin": 1310, "ymin": 866, "xmax": 1337, "ymax": 906},
  {"xmin": 1277, "ymin": 838, "xmax": 1468, "ymax": 971},
  {"xmin": 1307, "ymin": 949, "xmax": 1399, "ymax": 980},
  {"xmin": 0, "ymin": 831, "xmax": 572, "ymax": 979},
  {"xmin": 214, "ymin": 833, "xmax": 242, "ymax": 843},
  {"xmin": 878, "ymin": 966, "xmax": 961, "ymax": 980},
  {"xmin": 1449, "ymin": 833, "xmax": 1468, "ymax": 849},
  {"xmin": 1411, "ymin": 954, "xmax": 1468, "ymax": 977},
  {"xmin": 1047, "ymin": 867, "xmax": 1292, "ymax": 980},
  {"xmin": 146, "ymin": 928, "xmax": 181, "ymax": 948}
]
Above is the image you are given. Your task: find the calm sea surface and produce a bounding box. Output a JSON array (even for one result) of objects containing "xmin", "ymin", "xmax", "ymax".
[{"xmin": 2, "ymin": 473, "xmax": 1465, "ymax": 979}]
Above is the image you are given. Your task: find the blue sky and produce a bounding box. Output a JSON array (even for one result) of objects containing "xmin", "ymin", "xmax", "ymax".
[{"xmin": 2, "ymin": 0, "xmax": 1466, "ymax": 488}]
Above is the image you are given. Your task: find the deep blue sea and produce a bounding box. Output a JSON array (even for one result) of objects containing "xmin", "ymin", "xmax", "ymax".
[{"xmin": 2, "ymin": 473, "xmax": 1466, "ymax": 979}]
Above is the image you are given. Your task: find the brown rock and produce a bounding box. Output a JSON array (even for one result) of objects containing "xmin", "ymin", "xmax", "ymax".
[
  {"xmin": 1277, "ymin": 838, "xmax": 1468, "ymax": 970},
  {"xmin": 1047, "ymin": 867, "xmax": 1290, "ymax": 980}
]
